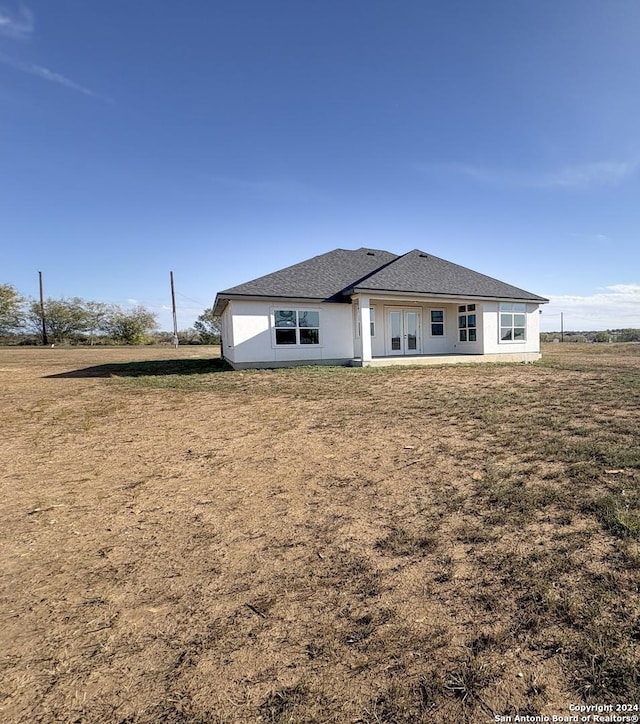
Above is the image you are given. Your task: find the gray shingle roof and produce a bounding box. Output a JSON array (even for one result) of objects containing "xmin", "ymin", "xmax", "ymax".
[
  {"xmin": 216, "ymin": 248, "xmax": 398, "ymax": 301},
  {"xmin": 352, "ymin": 249, "xmax": 548, "ymax": 302},
  {"xmin": 214, "ymin": 247, "xmax": 548, "ymax": 313}
]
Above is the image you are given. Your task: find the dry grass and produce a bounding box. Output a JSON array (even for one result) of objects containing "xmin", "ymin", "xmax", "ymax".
[{"xmin": 1, "ymin": 343, "xmax": 639, "ymax": 722}]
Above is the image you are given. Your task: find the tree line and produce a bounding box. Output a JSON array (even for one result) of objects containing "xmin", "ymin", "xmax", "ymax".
[
  {"xmin": 0, "ymin": 283, "xmax": 220, "ymax": 345},
  {"xmin": 540, "ymin": 329, "xmax": 640, "ymax": 343}
]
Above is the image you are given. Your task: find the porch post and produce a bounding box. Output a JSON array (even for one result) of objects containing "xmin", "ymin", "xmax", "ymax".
[{"xmin": 360, "ymin": 295, "xmax": 372, "ymax": 364}]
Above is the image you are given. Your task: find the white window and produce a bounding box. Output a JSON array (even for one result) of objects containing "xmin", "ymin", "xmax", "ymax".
[
  {"xmin": 500, "ymin": 303, "xmax": 526, "ymax": 342},
  {"xmin": 274, "ymin": 309, "xmax": 320, "ymax": 345},
  {"xmin": 356, "ymin": 307, "xmax": 375, "ymax": 337},
  {"xmin": 430, "ymin": 309, "xmax": 445, "ymax": 336},
  {"xmin": 458, "ymin": 304, "xmax": 477, "ymax": 342}
]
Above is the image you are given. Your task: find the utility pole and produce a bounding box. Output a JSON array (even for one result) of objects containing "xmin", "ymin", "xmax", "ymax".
[
  {"xmin": 560, "ymin": 312, "xmax": 564, "ymax": 343},
  {"xmin": 170, "ymin": 271, "xmax": 178, "ymax": 347},
  {"xmin": 38, "ymin": 271, "xmax": 48, "ymax": 346}
]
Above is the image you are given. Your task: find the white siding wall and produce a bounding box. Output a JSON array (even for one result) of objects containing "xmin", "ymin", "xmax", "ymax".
[{"xmin": 228, "ymin": 300, "xmax": 354, "ymax": 366}]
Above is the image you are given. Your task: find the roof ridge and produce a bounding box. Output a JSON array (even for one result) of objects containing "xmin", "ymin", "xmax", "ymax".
[
  {"xmin": 339, "ymin": 250, "xmax": 403, "ymax": 294},
  {"xmin": 354, "ymin": 246, "xmax": 396, "ymax": 254},
  {"xmin": 349, "ymin": 247, "xmax": 413, "ymax": 286}
]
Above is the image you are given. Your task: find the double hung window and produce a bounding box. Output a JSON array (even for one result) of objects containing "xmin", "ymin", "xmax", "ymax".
[{"xmin": 430, "ymin": 310, "xmax": 445, "ymax": 336}]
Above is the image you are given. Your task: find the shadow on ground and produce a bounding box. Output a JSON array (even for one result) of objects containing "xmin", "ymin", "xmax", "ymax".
[{"xmin": 44, "ymin": 358, "xmax": 230, "ymax": 379}]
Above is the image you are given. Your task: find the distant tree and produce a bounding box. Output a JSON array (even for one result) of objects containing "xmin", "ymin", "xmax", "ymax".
[
  {"xmin": 593, "ymin": 331, "xmax": 610, "ymax": 343},
  {"xmin": 84, "ymin": 301, "xmax": 114, "ymax": 344},
  {"xmin": 152, "ymin": 331, "xmax": 174, "ymax": 344},
  {"xmin": 0, "ymin": 283, "xmax": 25, "ymax": 335},
  {"xmin": 104, "ymin": 305, "xmax": 158, "ymax": 344},
  {"xmin": 27, "ymin": 296, "xmax": 90, "ymax": 343},
  {"xmin": 193, "ymin": 307, "xmax": 221, "ymax": 344},
  {"xmin": 617, "ymin": 328, "xmax": 640, "ymax": 342},
  {"xmin": 177, "ymin": 327, "xmax": 201, "ymax": 344}
]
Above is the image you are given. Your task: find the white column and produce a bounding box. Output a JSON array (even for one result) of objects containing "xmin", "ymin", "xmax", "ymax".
[
  {"xmin": 360, "ymin": 295, "xmax": 372, "ymax": 363},
  {"xmin": 353, "ymin": 302, "xmax": 362, "ymax": 359}
]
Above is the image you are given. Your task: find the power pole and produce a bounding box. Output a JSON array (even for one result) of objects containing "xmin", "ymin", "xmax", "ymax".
[
  {"xmin": 560, "ymin": 312, "xmax": 564, "ymax": 343},
  {"xmin": 38, "ymin": 271, "xmax": 48, "ymax": 346},
  {"xmin": 170, "ymin": 271, "xmax": 178, "ymax": 347}
]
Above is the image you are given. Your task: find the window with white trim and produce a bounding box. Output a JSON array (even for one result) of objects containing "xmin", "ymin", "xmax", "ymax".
[
  {"xmin": 430, "ymin": 309, "xmax": 445, "ymax": 336},
  {"xmin": 500, "ymin": 303, "xmax": 526, "ymax": 342},
  {"xmin": 274, "ymin": 309, "xmax": 320, "ymax": 345},
  {"xmin": 458, "ymin": 304, "xmax": 477, "ymax": 342},
  {"xmin": 356, "ymin": 307, "xmax": 375, "ymax": 337}
]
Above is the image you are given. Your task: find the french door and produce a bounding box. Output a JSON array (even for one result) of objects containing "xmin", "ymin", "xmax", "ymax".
[{"xmin": 387, "ymin": 308, "xmax": 422, "ymax": 355}]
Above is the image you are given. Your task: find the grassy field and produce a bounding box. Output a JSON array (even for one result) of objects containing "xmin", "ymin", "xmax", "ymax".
[{"xmin": 1, "ymin": 343, "xmax": 639, "ymax": 723}]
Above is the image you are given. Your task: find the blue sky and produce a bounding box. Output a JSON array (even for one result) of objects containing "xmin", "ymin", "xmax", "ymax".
[{"xmin": 1, "ymin": 0, "xmax": 639, "ymax": 332}]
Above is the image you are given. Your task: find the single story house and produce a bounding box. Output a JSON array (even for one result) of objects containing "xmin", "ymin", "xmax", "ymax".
[{"xmin": 213, "ymin": 248, "xmax": 548, "ymax": 369}]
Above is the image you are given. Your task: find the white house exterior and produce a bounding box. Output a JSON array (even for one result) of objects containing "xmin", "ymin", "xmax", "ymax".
[{"xmin": 213, "ymin": 248, "xmax": 548, "ymax": 369}]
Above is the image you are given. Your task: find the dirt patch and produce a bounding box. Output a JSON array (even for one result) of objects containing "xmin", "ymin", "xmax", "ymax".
[{"xmin": 1, "ymin": 344, "xmax": 639, "ymax": 722}]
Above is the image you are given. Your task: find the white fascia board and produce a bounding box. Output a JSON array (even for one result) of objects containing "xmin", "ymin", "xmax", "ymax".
[{"xmin": 217, "ymin": 294, "xmax": 347, "ymax": 306}]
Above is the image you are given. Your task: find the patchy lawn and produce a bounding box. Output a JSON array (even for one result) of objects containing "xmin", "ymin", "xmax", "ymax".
[{"xmin": 1, "ymin": 343, "xmax": 639, "ymax": 723}]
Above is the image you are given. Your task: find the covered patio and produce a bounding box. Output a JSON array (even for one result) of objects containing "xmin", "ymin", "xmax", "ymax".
[{"xmin": 352, "ymin": 293, "xmax": 542, "ymax": 366}]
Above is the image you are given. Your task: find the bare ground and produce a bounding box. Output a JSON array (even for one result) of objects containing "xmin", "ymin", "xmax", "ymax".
[{"xmin": 1, "ymin": 344, "xmax": 639, "ymax": 723}]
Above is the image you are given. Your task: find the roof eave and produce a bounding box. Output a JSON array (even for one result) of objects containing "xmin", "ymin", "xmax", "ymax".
[
  {"xmin": 213, "ymin": 292, "xmax": 351, "ymax": 312},
  {"xmin": 212, "ymin": 295, "xmax": 229, "ymax": 316}
]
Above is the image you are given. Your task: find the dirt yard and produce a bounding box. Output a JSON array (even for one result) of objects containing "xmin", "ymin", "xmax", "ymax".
[{"xmin": 1, "ymin": 344, "xmax": 639, "ymax": 723}]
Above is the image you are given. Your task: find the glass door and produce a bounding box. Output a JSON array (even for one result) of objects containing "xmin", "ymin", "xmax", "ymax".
[
  {"xmin": 390, "ymin": 311, "xmax": 402, "ymax": 352},
  {"xmin": 405, "ymin": 311, "xmax": 418, "ymax": 352},
  {"xmin": 387, "ymin": 308, "xmax": 421, "ymax": 355}
]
